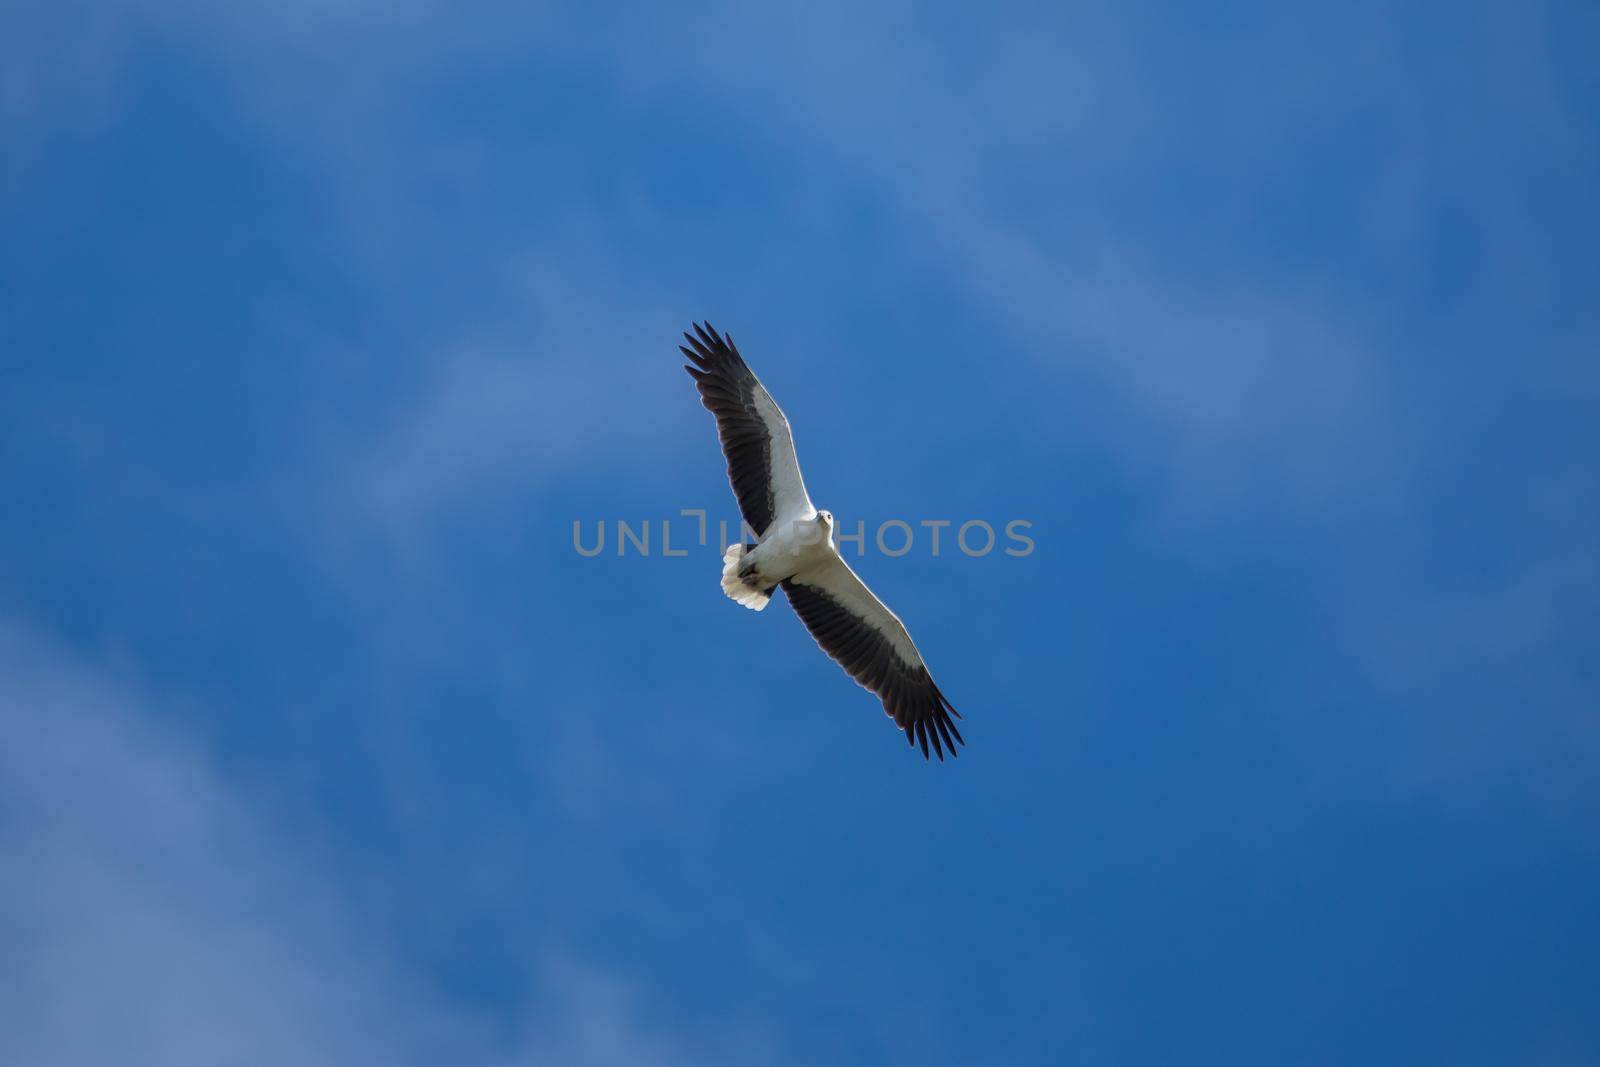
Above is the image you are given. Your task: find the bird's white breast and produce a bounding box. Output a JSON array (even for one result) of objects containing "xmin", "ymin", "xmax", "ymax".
[{"xmin": 748, "ymin": 511, "xmax": 828, "ymax": 583}]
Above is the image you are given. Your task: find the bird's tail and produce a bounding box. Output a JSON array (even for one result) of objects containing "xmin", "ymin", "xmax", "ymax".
[{"xmin": 720, "ymin": 543, "xmax": 772, "ymax": 611}]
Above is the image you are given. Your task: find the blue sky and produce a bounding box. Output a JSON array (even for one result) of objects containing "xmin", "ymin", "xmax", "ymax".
[{"xmin": 3, "ymin": 1, "xmax": 1598, "ymax": 1063}]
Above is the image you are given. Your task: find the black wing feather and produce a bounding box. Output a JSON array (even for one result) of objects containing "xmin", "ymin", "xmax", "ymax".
[
  {"xmin": 681, "ymin": 322, "xmax": 776, "ymax": 535},
  {"xmin": 781, "ymin": 580, "xmax": 965, "ymax": 762}
]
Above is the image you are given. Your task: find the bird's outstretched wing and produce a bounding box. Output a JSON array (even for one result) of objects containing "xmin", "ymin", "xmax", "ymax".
[
  {"xmin": 681, "ymin": 322, "xmax": 814, "ymax": 537},
  {"xmin": 782, "ymin": 554, "xmax": 964, "ymax": 760}
]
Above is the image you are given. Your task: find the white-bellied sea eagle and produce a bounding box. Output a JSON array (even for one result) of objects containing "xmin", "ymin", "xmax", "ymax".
[{"xmin": 681, "ymin": 322, "xmax": 965, "ymax": 760}]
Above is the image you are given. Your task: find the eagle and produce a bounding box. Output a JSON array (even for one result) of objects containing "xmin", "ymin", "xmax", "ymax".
[{"xmin": 681, "ymin": 322, "xmax": 965, "ymax": 760}]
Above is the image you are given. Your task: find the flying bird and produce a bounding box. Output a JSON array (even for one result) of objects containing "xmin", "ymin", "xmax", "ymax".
[{"xmin": 680, "ymin": 322, "xmax": 965, "ymax": 760}]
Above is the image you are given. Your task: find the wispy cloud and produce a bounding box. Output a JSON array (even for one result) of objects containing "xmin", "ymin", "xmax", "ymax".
[
  {"xmin": 316, "ymin": 252, "xmax": 697, "ymax": 555},
  {"xmin": 0, "ymin": 621, "xmax": 790, "ymax": 1067}
]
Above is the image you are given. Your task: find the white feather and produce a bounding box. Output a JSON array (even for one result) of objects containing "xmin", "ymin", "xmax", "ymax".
[{"xmin": 720, "ymin": 543, "xmax": 771, "ymax": 612}]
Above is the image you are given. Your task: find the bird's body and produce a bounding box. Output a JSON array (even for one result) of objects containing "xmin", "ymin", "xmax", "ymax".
[
  {"xmin": 681, "ymin": 322, "xmax": 965, "ymax": 760},
  {"xmin": 719, "ymin": 509, "xmax": 827, "ymax": 603}
]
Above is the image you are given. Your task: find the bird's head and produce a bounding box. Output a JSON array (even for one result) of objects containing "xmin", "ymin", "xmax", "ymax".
[{"xmin": 814, "ymin": 510, "xmax": 835, "ymax": 546}]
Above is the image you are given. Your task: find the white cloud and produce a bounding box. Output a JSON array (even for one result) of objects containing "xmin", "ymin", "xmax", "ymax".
[
  {"xmin": 6, "ymin": 0, "xmax": 1417, "ymax": 515},
  {"xmin": 0, "ymin": 622, "xmax": 787, "ymax": 1067},
  {"xmin": 324, "ymin": 256, "xmax": 694, "ymax": 545}
]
